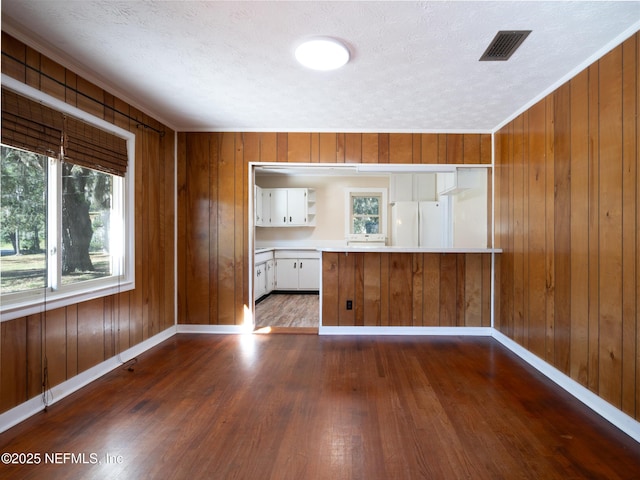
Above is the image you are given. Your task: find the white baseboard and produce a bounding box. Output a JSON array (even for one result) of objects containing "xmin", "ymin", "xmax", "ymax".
[
  {"xmin": 492, "ymin": 329, "xmax": 640, "ymax": 444},
  {"xmin": 0, "ymin": 326, "xmax": 176, "ymax": 434},
  {"xmin": 176, "ymin": 324, "xmax": 251, "ymax": 334},
  {"xmin": 318, "ymin": 326, "xmax": 492, "ymax": 336}
]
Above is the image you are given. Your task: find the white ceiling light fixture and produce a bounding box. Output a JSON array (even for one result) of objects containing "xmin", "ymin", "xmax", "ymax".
[{"xmin": 295, "ymin": 37, "xmax": 350, "ymax": 71}]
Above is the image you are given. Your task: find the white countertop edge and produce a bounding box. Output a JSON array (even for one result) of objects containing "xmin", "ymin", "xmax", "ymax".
[
  {"xmin": 255, "ymin": 247, "xmax": 320, "ymax": 253},
  {"xmin": 318, "ymin": 247, "xmax": 502, "ymax": 254},
  {"xmin": 256, "ymin": 247, "xmax": 502, "ymax": 254}
]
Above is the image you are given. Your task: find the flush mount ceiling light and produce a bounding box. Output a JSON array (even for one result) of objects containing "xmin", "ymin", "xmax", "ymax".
[{"xmin": 295, "ymin": 38, "xmax": 350, "ymax": 71}]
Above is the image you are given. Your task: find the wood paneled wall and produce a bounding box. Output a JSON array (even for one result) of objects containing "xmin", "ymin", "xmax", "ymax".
[
  {"xmin": 0, "ymin": 34, "xmax": 176, "ymax": 414},
  {"xmin": 177, "ymin": 132, "xmax": 491, "ymax": 325},
  {"xmin": 322, "ymin": 252, "xmax": 492, "ymax": 327},
  {"xmin": 495, "ymin": 33, "xmax": 639, "ymax": 419}
]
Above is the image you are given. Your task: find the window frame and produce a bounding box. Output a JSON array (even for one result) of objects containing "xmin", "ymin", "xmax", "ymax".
[
  {"xmin": 0, "ymin": 76, "xmax": 135, "ymax": 322},
  {"xmin": 344, "ymin": 187, "xmax": 388, "ymax": 239}
]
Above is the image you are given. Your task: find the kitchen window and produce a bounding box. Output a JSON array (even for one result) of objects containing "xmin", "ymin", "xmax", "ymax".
[
  {"xmin": 345, "ymin": 187, "xmax": 387, "ymax": 239},
  {"xmin": 351, "ymin": 193, "xmax": 381, "ymax": 234},
  {"xmin": 0, "ymin": 83, "xmax": 134, "ymax": 321}
]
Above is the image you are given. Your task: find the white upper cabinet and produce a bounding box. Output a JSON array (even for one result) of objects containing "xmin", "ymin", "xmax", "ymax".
[
  {"xmin": 389, "ymin": 174, "xmax": 413, "ymax": 202},
  {"xmin": 261, "ymin": 187, "xmax": 271, "ymax": 226},
  {"xmin": 414, "ymin": 174, "xmax": 437, "ymax": 201},
  {"xmin": 438, "ymin": 168, "xmax": 479, "ymax": 196},
  {"xmin": 259, "ymin": 188, "xmax": 316, "ymax": 227},
  {"xmin": 286, "ymin": 188, "xmax": 309, "ymax": 224},
  {"xmin": 254, "ymin": 185, "xmax": 264, "ymax": 226},
  {"xmin": 269, "ymin": 188, "xmax": 289, "ymax": 226},
  {"xmin": 389, "ymin": 173, "xmax": 437, "ymax": 202}
]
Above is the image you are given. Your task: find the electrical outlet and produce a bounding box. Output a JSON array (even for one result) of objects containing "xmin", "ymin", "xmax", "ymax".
[{"xmin": 346, "ymin": 300, "xmax": 353, "ymax": 310}]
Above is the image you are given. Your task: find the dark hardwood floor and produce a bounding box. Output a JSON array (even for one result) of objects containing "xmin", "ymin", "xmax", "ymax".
[{"xmin": 1, "ymin": 334, "xmax": 639, "ymax": 479}]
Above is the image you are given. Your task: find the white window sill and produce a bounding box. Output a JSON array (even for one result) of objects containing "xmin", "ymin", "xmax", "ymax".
[{"xmin": 1, "ymin": 278, "xmax": 134, "ymax": 322}]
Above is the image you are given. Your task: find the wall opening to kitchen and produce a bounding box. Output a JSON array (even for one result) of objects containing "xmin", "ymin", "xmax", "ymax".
[{"xmin": 249, "ymin": 163, "xmax": 491, "ymax": 332}]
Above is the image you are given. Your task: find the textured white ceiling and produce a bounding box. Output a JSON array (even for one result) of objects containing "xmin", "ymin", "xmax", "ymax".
[{"xmin": 2, "ymin": 1, "xmax": 639, "ymax": 132}]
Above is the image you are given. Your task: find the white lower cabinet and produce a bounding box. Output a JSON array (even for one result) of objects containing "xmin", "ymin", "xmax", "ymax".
[
  {"xmin": 275, "ymin": 258, "xmax": 299, "ymax": 290},
  {"xmin": 274, "ymin": 250, "xmax": 320, "ymax": 291},
  {"xmin": 297, "ymin": 258, "xmax": 319, "ymax": 289},
  {"xmin": 255, "ymin": 262, "xmax": 269, "ymax": 299},
  {"xmin": 265, "ymin": 259, "xmax": 275, "ymax": 293},
  {"xmin": 255, "ymin": 251, "xmax": 275, "ymax": 300}
]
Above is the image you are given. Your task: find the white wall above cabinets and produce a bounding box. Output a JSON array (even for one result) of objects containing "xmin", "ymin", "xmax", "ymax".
[{"xmin": 256, "ymin": 187, "xmax": 316, "ymax": 227}]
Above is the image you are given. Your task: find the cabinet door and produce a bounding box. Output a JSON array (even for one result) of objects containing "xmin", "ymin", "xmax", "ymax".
[
  {"xmin": 261, "ymin": 189, "xmax": 272, "ymax": 225},
  {"xmin": 389, "ymin": 174, "xmax": 413, "ymax": 202},
  {"xmin": 437, "ymin": 172, "xmax": 456, "ymax": 195},
  {"xmin": 414, "ymin": 174, "xmax": 437, "ymax": 201},
  {"xmin": 297, "ymin": 258, "xmax": 319, "ymax": 289},
  {"xmin": 255, "ymin": 263, "xmax": 267, "ymax": 299},
  {"xmin": 287, "ymin": 188, "xmax": 308, "ymax": 225},
  {"xmin": 255, "ymin": 186, "xmax": 263, "ymax": 225},
  {"xmin": 265, "ymin": 259, "xmax": 275, "ymax": 294},
  {"xmin": 270, "ymin": 189, "xmax": 288, "ymax": 226},
  {"xmin": 275, "ymin": 258, "xmax": 299, "ymax": 290}
]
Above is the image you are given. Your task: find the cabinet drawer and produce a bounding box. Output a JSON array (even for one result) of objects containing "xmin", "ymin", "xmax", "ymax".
[
  {"xmin": 255, "ymin": 250, "xmax": 274, "ymax": 264},
  {"xmin": 274, "ymin": 250, "xmax": 319, "ymax": 259}
]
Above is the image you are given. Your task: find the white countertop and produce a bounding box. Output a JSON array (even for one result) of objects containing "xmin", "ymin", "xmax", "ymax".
[
  {"xmin": 319, "ymin": 247, "xmax": 501, "ymax": 253},
  {"xmin": 255, "ymin": 246, "xmax": 319, "ymax": 254},
  {"xmin": 257, "ymin": 246, "xmax": 501, "ymax": 254}
]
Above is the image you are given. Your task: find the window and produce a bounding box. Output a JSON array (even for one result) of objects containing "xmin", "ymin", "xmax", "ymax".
[
  {"xmin": 0, "ymin": 82, "xmax": 134, "ymax": 321},
  {"xmin": 1, "ymin": 147, "xmax": 47, "ymax": 293},
  {"xmin": 344, "ymin": 187, "xmax": 387, "ymax": 239},
  {"xmin": 350, "ymin": 193, "xmax": 381, "ymax": 234}
]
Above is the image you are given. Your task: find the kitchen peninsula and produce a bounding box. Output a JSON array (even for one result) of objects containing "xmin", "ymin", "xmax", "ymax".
[{"xmin": 320, "ymin": 246, "xmax": 500, "ymax": 329}]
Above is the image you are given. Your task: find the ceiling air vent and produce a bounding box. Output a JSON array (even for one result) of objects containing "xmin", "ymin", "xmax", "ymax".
[{"xmin": 479, "ymin": 30, "xmax": 531, "ymax": 61}]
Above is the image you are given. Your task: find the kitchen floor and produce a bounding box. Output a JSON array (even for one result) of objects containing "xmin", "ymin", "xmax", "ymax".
[{"xmin": 255, "ymin": 293, "xmax": 319, "ymax": 329}]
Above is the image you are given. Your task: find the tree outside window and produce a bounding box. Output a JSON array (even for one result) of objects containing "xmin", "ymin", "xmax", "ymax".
[
  {"xmin": 0, "ymin": 146, "xmax": 47, "ymax": 292},
  {"xmin": 1, "ymin": 84, "xmax": 134, "ymax": 322},
  {"xmin": 1, "ymin": 145, "xmax": 115, "ymax": 294},
  {"xmin": 351, "ymin": 194, "xmax": 381, "ymax": 234}
]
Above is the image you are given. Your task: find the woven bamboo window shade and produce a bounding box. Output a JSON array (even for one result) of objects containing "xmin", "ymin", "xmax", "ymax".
[
  {"xmin": 1, "ymin": 88, "xmax": 63, "ymax": 157},
  {"xmin": 1, "ymin": 87, "xmax": 128, "ymax": 176},
  {"xmin": 63, "ymin": 116, "xmax": 128, "ymax": 176}
]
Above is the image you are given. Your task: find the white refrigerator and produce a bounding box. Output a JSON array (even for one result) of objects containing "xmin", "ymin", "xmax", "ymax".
[{"xmin": 391, "ymin": 200, "xmax": 451, "ymax": 248}]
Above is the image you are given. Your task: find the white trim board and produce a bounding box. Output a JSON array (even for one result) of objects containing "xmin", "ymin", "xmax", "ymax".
[
  {"xmin": 0, "ymin": 326, "xmax": 176, "ymax": 434},
  {"xmin": 491, "ymin": 329, "xmax": 640, "ymax": 444},
  {"xmin": 176, "ymin": 324, "xmax": 251, "ymax": 335},
  {"xmin": 319, "ymin": 326, "xmax": 492, "ymax": 336}
]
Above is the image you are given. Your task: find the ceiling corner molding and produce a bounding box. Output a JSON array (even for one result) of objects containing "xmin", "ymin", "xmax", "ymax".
[
  {"xmin": 182, "ymin": 127, "xmax": 493, "ymax": 135},
  {"xmin": 1, "ymin": 16, "xmax": 179, "ymax": 132},
  {"xmin": 492, "ymin": 18, "xmax": 640, "ymax": 133}
]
